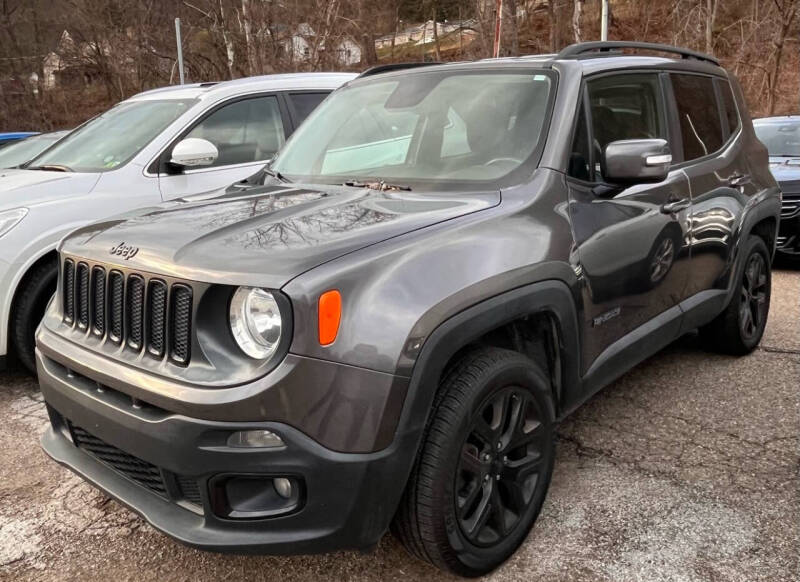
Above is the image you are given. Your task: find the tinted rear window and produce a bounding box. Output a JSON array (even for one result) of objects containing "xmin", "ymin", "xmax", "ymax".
[
  {"xmin": 288, "ymin": 92, "xmax": 329, "ymax": 124},
  {"xmin": 671, "ymin": 74, "xmax": 723, "ymax": 161}
]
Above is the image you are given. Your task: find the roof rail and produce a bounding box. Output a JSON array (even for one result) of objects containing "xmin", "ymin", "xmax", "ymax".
[
  {"xmin": 556, "ymin": 41, "xmax": 720, "ymax": 66},
  {"xmin": 358, "ymin": 62, "xmax": 443, "ymax": 78}
]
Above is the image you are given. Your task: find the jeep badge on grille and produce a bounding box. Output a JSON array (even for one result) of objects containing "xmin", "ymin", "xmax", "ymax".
[{"xmin": 109, "ymin": 242, "xmax": 139, "ymax": 260}]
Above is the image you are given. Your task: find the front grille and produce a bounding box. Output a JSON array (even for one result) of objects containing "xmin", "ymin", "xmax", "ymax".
[
  {"xmin": 781, "ymin": 195, "xmax": 800, "ymax": 218},
  {"xmin": 61, "ymin": 259, "xmax": 193, "ymax": 365},
  {"xmin": 69, "ymin": 422, "xmax": 167, "ymax": 498}
]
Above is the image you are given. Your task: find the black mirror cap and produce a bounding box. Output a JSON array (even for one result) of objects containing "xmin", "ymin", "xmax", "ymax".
[{"xmin": 601, "ymin": 138, "xmax": 671, "ymax": 184}]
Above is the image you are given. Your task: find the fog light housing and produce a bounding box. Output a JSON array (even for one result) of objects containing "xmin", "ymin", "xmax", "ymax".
[
  {"xmin": 211, "ymin": 475, "xmax": 302, "ymax": 519},
  {"xmin": 227, "ymin": 430, "xmax": 284, "ymax": 449}
]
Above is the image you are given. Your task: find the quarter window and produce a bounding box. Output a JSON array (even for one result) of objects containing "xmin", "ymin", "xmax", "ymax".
[
  {"xmin": 568, "ymin": 101, "xmax": 591, "ymax": 181},
  {"xmin": 184, "ymin": 95, "xmax": 285, "ymax": 168},
  {"xmin": 671, "ymin": 74, "xmax": 723, "ymax": 161},
  {"xmin": 717, "ymin": 79, "xmax": 740, "ymax": 137}
]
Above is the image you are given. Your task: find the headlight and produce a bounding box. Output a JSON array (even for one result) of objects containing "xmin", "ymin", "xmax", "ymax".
[
  {"xmin": 0, "ymin": 208, "xmax": 28, "ymax": 238},
  {"xmin": 229, "ymin": 287, "xmax": 282, "ymax": 359}
]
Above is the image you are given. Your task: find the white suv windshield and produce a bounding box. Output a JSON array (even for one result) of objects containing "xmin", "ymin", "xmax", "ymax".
[
  {"xmin": 28, "ymin": 99, "xmax": 196, "ymax": 172},
  {"xmin": 271, "ymin": 70, "xmax": 553, "ymax": 187}
]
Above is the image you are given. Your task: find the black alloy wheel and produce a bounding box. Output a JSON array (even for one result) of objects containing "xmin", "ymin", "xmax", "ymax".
[
  {"xmin": 392, "ymin": 347, "xmax": 555, "ymax": 577},
  {"xmin": 699, "ymin": 235, "xmax": 771, "ymax": 355},
  {"xmin": 739, "ymin": 251, "xmax": 768, "ymax": 341},
  {"xmin": 456, "ymin": 386, "xmax": 547, "ymax": 547}
]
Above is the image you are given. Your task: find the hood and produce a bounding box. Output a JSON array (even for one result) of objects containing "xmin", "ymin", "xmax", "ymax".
[
  {"xmin": 61, "ymin": 182, "xmax": 500, "ymax": 288},
  {"xmin": 0, "ymin": 168, "xmax": 101, "ymax": 208},
  {"xmin": 769, "ymin": 157, "xmax": 800, "ymax": 193}
]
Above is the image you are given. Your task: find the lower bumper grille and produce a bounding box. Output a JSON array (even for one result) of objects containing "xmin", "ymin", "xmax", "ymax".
[{"xmin": 68, "ymin": 422, "xmax": 168, "ymax": 498}]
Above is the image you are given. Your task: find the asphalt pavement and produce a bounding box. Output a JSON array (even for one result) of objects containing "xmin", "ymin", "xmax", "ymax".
[{"xmin": 1, "ymin": 266, "xmax": 797, "ymax": 582}]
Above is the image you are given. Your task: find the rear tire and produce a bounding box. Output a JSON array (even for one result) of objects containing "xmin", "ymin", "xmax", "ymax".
[
  {"xmin": 11, "ymin": 258, "xmax": 58, "ymax": 374},
  {"xmin": 392, "ymin": 347, "xmax": 555, "ymax": 577},
  {"xmin": 699, "ymin": 235, "xmax": 771, "ymax": 355}
]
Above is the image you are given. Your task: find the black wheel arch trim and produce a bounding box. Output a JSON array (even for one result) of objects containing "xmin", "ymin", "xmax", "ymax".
[{"xmin": 376, "ymin": 280, "xmax": 581, "ymax": 537}]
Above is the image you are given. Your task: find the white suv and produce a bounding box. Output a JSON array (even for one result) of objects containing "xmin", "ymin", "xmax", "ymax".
[{"xmin": 0, "ymin": 72, "xmax": 356, "ymax": 372}]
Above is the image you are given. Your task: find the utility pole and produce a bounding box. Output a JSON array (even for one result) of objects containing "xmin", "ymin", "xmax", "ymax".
[
  {"xmin": 175, "ymin": 17, "xmax": 185, "ymax": 85},
  {"xmin": 493, "ymin": 0, "xmax": 503, "ymax": 57},
  {"xmin": 601, "ymin": 0, "xmax": 609, "ymax": 41}
]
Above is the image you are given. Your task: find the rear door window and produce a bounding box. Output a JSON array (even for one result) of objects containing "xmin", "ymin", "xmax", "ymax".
[
  {"xmin": 287, "ymin": 92, "xmax": 329, "ymax": 126},
  {"xmin": 671, "ymin": 74, "xmax": 723, "ymax": 160}
]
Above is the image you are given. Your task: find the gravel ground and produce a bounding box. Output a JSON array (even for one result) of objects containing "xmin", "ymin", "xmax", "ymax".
[{"xmin": 1, "ymin": 267, "xmax": 798, "ymax": 582}]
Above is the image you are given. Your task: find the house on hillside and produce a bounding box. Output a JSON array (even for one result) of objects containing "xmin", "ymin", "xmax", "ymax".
[{"xmin": 281, "ymin": 23, "xmax": 362, "ymax": 66}]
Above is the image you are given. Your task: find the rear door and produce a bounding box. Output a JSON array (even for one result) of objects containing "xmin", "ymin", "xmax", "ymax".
[
  {"xmin": 156, "ymin": 93, "xmax": 290, "ymax": 200},
  {"xmin": 567, "ymin": 72, "xmax": 692, "ymax": 373},
  {"xmin": 668, "ymin": 73, "xmax": 754, "ymax": 299}
]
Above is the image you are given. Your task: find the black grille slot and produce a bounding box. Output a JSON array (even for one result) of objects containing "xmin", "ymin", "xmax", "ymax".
[
  {"xmin": 69, "ymin": 422, "xmax": 167, "ymax": 498},
  {"xmin": 108, "ymin": 271, "xmax": 124, "ymax": 342},
  {"xmin": 781, "ymin": 196, "xmax": 800, "ymax": 218},
  {"xmin": 176, "ymin": 475, "xmax": 203, "ymax": 505},
  {"xmin": 127, "ymin": 275, "xmax": 145, "ymax": 349},
  {"xmin": 170, "ymin": 285, "xmax": 192, "ymax": 364},
  {"xmin": 76, "ymin": 263, "xmax": 89, "ymax": 329},
  {"xmin": 147, "ymin": 280, "xmax": 167, "ymax": 357},
  {"xmin": 91, "ymin": 267, "xmax": 106, "ymax": 335},
  {"xmin": 63, "ymin": 260, "xmax": 75, "ymax": 323}
]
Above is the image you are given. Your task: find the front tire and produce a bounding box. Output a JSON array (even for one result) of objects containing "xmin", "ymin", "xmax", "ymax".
[
  {"xmin": 11, "ymin": 258, "xmax": 58, "ymax": 374},
  {"xmin": 392, "ymin": 347, "xmax": 555, "ymax": 577},
  {"xmin": 700, "ymin": 235, "xmax": 771, "ymax": 355}
]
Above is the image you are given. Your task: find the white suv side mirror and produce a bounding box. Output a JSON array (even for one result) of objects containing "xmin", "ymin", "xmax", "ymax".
[{"xmin": 170, "ymin": 138, "xmax": 218, "ymax": 167}]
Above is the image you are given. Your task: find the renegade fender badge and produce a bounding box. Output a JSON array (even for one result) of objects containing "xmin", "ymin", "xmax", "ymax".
[{"xmin": 109, "ymin": 242, "xmax": 139, "ymax": 260}]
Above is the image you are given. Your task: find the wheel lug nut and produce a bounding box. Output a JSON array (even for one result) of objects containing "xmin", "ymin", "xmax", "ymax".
[
  {"xmin": 496, "ymin": 442, "xmax": 502, "ymax": 450},
  {"xmin": 484, "ymin": 474, "xmax": 490, "ymax": 482},
  {"xmin": 495, "ymin": 474, "xmax": 501, "ymax": 481},
  {"xmin": 503, "ymin": 455, "xmax": 508, "ymax": 463},
  {"xmin": 482, "ymin": 454, "xmax": 491, "ymax": 462}
]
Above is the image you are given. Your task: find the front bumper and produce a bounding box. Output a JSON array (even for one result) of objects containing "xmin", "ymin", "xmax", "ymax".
[{"xmin": 38, "ymin": 348, "xmax": 420, "ymax": 553}]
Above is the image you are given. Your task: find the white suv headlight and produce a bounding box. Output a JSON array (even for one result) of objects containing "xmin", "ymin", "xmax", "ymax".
[
  {"xmin": 229, "ymin": 287, "xmax": 283, "ymax": 359},
  {"xmin": 0, "ymin": 208, "xmax": 28, "ymax": 238}
]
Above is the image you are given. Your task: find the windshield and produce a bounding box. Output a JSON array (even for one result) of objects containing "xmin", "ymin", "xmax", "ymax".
[
  {"xmin": 755, "ymin": 121, "xmax": 800, "ymax": 157},
  {"xmin": 0, "ymin": 132, "xmax": 66, "ymax": 168},
  {"xmin": 271, "ymin": 70, "xmax": 554, "ymax": 188},
  {"xmin": 28, "ymin": 99, "xmax": 196, "ymax": 172}
]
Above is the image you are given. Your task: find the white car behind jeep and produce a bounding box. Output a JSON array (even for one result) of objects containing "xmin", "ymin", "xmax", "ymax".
[{"xmin": 0, "ymin": 72, "xmax": 355, "ymax": 372}]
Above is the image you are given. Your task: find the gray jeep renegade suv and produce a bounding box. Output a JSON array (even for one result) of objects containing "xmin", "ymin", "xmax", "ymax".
[{"xmin": 37, "ymin": 42, "xmax": 779, "ymax": 576}]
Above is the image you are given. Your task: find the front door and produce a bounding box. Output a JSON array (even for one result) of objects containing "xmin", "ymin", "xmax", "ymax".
[{"xmin": 566, "ymin": 72, "xmax": 692, "ymax": 373}]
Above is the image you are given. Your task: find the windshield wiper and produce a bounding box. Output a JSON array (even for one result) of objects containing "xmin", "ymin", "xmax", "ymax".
[
  {"xmin": 343, "ymin": 179, "xmax": 411, "ymax": 192},
  {"xmin": 262, "ymin": 166, "xmax": 291, "ymax": 183},
  {"xmin": 26, "ymin": 164, "xmax": 73, "ymax": 172}
]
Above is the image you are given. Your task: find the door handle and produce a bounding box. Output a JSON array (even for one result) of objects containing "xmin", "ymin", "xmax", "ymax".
[
  {"xmin": 728, "ymin": 173, "xmax": 751, "ymax": 187},
  {"xmin": 661, "ymin": 198, "xmax": 690, "ymax": 214}
]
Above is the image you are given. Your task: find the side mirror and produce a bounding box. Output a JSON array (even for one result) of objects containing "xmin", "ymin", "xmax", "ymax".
[
  {"xmin": 170, "ymin": 138, "xmax": 218, "ymax": 168},
  {"xmin": 602, "ymin": 138, "xmax": 671, "ymax": 184}
]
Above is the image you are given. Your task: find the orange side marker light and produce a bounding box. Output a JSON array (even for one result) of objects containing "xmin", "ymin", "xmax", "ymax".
[{"xmin": 318, "ymin": 290, "xmax": 341, "ymax": 346}]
